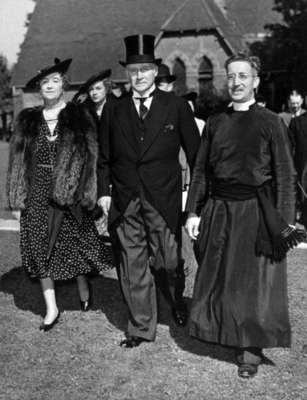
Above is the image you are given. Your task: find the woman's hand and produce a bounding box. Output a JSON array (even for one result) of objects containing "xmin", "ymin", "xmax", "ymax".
[
  {"xmin": 97, "ymin": 196, "xmax": 111, "ymax": 216},
  {"xmin": 185, "ymin": 214, "xmax": 201, "ymax": 240}
]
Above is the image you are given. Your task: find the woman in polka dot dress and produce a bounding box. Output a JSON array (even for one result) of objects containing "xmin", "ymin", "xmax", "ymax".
[{"xmin": 7, "ymin": 58, "xmax": 113, "ymax": 331}]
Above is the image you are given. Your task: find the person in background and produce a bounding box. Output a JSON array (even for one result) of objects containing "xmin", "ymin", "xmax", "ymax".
[
  {"xmin": 181, "ymin": 92, "xmax": 205, "ymax": 208},
  {"xmin": 98, "ymin": 34, "xmax": 200, "ymax": 348},
  {"xmin": 185, "ymin": 53, "xmax": 303, "ymax": 378},
  {"xmin": 73, "ymin": 68, "xmax": 111, "ymax": 130},
  {"xmin": 73, "ymin": 69, "xmax": 112, "ymax": 236},
  {"xmin": 182, "ymin": 92, "xmax": 205, "ymax": 135},
  {"xmin": 155, "ymin": 63, "xmax": 176, "ymax": 92},
  {"xmin": 109, "ymin": 81, "xmax": 131, "ymax": 99},
  {"xmin": 7, "ymin": 58, "xmax": 112, "ymax": 331},
  {"xmin": 289, "ymin": 111, "xmax": 307, "ymax": 228},
  {"xmin": 279, "ymin": 90, "xmax": 306, "ymax": 127},
  {"xmin": 255, "ymin": 93, "xmax": 267, "ymax": 108}
]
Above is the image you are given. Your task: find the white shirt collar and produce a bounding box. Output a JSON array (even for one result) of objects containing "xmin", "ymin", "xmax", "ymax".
[
  {"xmin": 96, "ymin": 99, "xmax": 106, "ymax": 117},
  {"xmin": 132, "ymin": 84, "xmax": 156, "ymax": 99},
  {"xmin": 229, "ymin": 98, "xmax": 256, "ymax": 111}
]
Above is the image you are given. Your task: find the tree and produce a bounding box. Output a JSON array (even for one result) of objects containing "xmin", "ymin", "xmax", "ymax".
[
  {"xmin": 0, "ymin": 55, "xmax": 11, "ymax": 107},
  {"xmin": 0, "ymin": 54, "xmax": 12, "ymax": 139},
  {"xmin": 250, "ymin": 0, "xmax": 307, "ymax": 110},
  {"xmin": 25, "ymin": 0, "xmax": 37, "ymax": 27}
]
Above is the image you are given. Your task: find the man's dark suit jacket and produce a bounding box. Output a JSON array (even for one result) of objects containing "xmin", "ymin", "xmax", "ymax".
[{"xmin": 97, "ymin": 88, "xmax": 200, "ymax": 233}]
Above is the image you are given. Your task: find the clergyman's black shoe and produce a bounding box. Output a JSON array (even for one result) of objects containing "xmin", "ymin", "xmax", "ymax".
[
  {"xmin": 238, "ymin": 363, "xmax": 258, "ymax": 379},
  {"xmin": 39, "ymin": 312, "xmax": 60, "ymax": 332},
  {"xmin": 172, "ymin": 306, "xmax": 188, "ymax": 327},
  {"xmin": 119, "ymin": 336, "xmax": 149, "ymax": 348}
]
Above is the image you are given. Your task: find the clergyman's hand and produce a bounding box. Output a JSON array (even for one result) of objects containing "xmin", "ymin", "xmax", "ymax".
[
  {"xmin": 185, "ymin": 214, "xmax": 201, "ymax": 240},
  {"xmin": 97, "ymin": 196, "xmax": 111, "ymax": 216}
]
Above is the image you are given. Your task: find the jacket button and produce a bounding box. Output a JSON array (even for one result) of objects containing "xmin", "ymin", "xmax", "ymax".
[{"xmin": 140, "ymin": 136, "xmax": 144, "ymax": 141}]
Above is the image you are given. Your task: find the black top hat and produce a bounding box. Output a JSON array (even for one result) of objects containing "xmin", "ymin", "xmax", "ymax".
[
  {"xmin": 119, "ymin": 34, "xmax": 161, "ymax": 66},
  {"xmin": 26, "ymin": 58, "xmax": 72, "ymax": 89},
  {"xmin": 77, "ymin": 69, "xmax": 112, "ymax": 95},
  {"xmin": 155, "ymin": 64, "xmax": 176, "ymax": 83}
]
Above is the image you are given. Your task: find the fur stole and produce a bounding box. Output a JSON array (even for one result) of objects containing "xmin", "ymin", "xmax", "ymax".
[{"xmin": 7, "ymin": 102, "xmax": 98, "ymax": 210}]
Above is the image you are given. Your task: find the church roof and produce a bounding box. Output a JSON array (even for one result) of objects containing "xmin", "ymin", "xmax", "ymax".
[
  {"xmin": 12, "ymin": 0, "xmax": 278, "ymax": 87},
  {"xmin": 159, "ymin": 0, "xmax": 242, "ymax": 52}
]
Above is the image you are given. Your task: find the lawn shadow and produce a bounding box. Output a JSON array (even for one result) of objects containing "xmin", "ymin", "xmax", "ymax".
[
  {"xmin": 164, "ymin": 296, "xmax": 275, "ymax": 367},
  {"xmin": 165, "ymin": 296, "xmax": 237, "ymax": 366},
  {"xmin": 0, "ymin": 266, "xmax": 126, "ymax": 333}
]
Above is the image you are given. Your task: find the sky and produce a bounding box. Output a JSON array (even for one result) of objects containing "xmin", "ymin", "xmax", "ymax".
[{"xmin": 0, "ymin": 0, "xmax": 36, "ymax": 67}]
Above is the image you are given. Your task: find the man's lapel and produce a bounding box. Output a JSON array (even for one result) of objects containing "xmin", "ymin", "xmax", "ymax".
[
  {"xmin": 116, "ymin": 97, "xmax": 139, "ymax": 155},
  {"xmin": 140, "ymin": 89, "xmax": 169, "ymax": 158}
]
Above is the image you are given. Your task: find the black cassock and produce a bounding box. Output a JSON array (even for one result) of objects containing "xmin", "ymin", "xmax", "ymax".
[{"xmin": 186, "ymin": 103, "xmax": 296, "ymax": 348}]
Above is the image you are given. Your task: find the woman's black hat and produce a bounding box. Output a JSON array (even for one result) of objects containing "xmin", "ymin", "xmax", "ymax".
[
  {"xmin": 76, "ymin": 69, "xmax": 112, "ymax": 95},
  {"xmin": 155, "ymin": 64, "xmax": 176, "ymax": 83},
  {"xmin": 26, "ymin": 58, "xmax": 72, "ymax": 89},
  {"xmin": 119, "ymin": 34, "xmax": 161, "ymax": 66}
]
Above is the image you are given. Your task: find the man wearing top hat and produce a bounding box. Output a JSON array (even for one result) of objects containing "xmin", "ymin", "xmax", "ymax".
[{"xmin": 97, "ymin": 34, "xmax": 200, "ymax": 347}]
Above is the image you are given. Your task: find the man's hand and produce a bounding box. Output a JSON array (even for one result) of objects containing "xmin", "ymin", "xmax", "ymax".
[
  {"xmin": 185, "ymin": 214, "xmax": 201, "ymax": 240},
  {"xmin": 97, "ymin": 196, "xmax": 111, "ymax": 216}
]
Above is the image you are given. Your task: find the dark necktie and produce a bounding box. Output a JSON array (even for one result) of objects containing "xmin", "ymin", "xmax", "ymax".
[{"xmin": 138, "ymin": 97, "xmax": 148, "ymax": 120}]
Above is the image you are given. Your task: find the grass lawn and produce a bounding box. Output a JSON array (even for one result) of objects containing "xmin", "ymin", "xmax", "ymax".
[
  {"xmin": 0, "ymin": 140, "xmax": 306, "ymax": 399},
  {"xmin": 0, "ymin": 230, "xmax": 306, "ymax": 400}
]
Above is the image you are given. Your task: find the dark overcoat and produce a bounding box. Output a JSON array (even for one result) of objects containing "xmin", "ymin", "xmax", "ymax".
[
  {"xmin": 289, "ymin": 113, "xmax": 307, "ymax": 187},
  {"xmin": 289, "ymin": 113, "xmax": 307, "ymax": 226},
  {"xmin": 7, "ymin": 102, "xmax": 98, "ymax": 211},
  {"xmin": 97, "ymin": 88, "xmax": 200, "ymax": 233}
]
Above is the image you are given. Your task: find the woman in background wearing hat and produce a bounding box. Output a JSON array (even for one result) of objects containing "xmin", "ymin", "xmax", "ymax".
[
  {"xmin": 155, "ymin": 63, "xmax": 176, "ymax": 92},
  {"xmin": 73, "ymin": 68, "xmax": 111, "ymax": 132},
  {"xmin": 73, "ymin": 69, "xmax": 112, "ymax": 239},
  {"xmin": 7, "ymin": 58, "xmax": 112, "ymax": 331}
]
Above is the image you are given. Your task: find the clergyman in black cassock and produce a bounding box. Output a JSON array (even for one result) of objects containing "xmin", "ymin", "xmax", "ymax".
[
  {"xmin": 185, "ymin": 53, "xmax": 297, "ymax": 378},
  {"xmin": 97, "ymin": 35, "xmax": 200, "ymax": 347}
]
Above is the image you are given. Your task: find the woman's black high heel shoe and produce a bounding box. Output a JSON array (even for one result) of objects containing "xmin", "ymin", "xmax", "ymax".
[
  {"xmin": 39, "ymin": 311, "xmax": 60, "ymax": 332},
  {"xmin": 80, "ymin": 282, "xmax": 92, "ymax": 312}
]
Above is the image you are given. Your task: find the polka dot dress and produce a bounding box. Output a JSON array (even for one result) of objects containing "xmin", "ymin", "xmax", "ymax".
[{"xmin": 20, "ymin": 120, "xmax": 113, "ymax": 280}]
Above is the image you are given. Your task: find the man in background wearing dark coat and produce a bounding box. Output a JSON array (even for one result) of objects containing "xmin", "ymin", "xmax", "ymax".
[
  {"xmin": 97, "ymin": 34, "xmax": 200, "ymax": 348},
  {"xmin": 289, "ymin": 113, "xmax": 307, "ymax": 227},
  {"xmin": 185, "ymin": 53, "xmax": 298, "ymax": 378}
]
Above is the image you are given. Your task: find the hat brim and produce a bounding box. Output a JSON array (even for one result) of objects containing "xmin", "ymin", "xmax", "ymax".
[
  {"xmin": 77, "ymin": 68, "xmax": 112, "ymax": 95},
  {"xmin": 25, "ymin": 58, "xmax": 72, "ymax": 89},
  {"xmin": 119, "ymin": 58, "xmax": 162, "ymax": 67},
  {"xmin": 155, "ymin": 75, "xmax": 176, "ymax": 83}
]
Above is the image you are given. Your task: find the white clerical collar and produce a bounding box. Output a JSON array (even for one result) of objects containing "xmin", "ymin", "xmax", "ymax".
[
  {"xmin": 229, "ymin": 98, "xmax": 256, "ymax": 111},
  {"xmin": 132, "ymin": 84, "xmax": 156, "ymax": 99}
]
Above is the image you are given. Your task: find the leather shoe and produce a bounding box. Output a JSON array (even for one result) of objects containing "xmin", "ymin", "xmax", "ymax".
[
  {"xmin": 119, "ymin": 336, "xmax": 148, "ymax": 348},
  {"xmin": 238, "ymin": 363, "xmax": 258, "ymax": 379},
  {"xmin": 39, "ymin": 311, "xmax": 60, "ymax": 332},
  {"xmin": 172, "ymin": 306, "xmax": 187, "ymax": 327}
]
